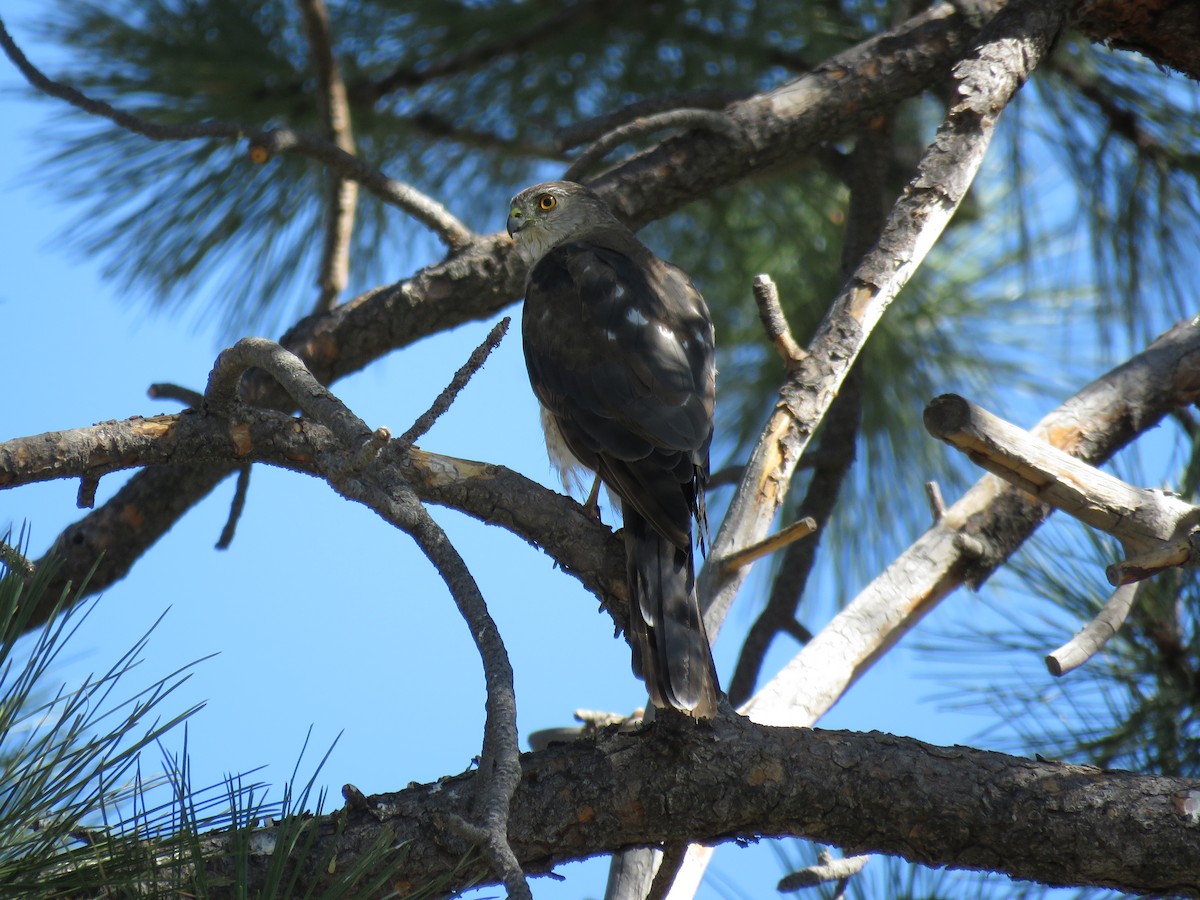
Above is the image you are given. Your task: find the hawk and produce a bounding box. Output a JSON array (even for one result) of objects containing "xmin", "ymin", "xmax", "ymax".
[{"xmin": 508, "ymin": 180, "xmax": 721, "ymax": 719}]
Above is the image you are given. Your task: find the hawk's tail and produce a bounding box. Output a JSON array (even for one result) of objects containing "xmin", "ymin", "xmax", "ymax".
[{"xmin": 624, "ymin": 511, "xmax": 721, "ymax": 718}]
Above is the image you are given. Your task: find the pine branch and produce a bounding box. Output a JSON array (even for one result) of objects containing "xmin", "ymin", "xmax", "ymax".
[
  {"xmin": 76, "ymin": 716, "xmax": 1200, "ymax": 897},
  {"xmin": 0, "ymin": 15, "xmax": 472, "ymax": 251}
]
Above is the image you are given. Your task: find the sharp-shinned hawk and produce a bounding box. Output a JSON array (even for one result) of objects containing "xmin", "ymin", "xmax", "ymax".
[{"xmin": 508, "ymin": 180, "xmax": 721, "ymax": 719}]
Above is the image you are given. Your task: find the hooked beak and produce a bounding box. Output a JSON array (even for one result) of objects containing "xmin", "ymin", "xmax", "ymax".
[{"xmin": 506, "ymin": 210, "xmax": 524, "ymax": 239}]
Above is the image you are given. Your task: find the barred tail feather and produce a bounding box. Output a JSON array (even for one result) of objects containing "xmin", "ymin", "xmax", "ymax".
[{"xmin": 624, "ymin": 511, "xmax": 720, "ymax": 718}]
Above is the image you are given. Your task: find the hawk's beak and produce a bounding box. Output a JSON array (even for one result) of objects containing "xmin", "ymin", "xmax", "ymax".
[{"xmin": 506, "ymin": 211, "xmax": 524, "ymax": 239}]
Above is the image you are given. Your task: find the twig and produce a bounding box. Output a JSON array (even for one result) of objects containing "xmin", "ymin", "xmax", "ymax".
[
  {"xmin": 557, "ymin": 90, "xmax": 748, "ymax": 150},
  {"xmin": 1045, "ymin": 582, "xmax": 1141, "ymax": 677},
  {"xmin": 925, "ymin": 481, "xmax": 946, "ymax": 521},
  {"xmin": 565, "ymin": 108, "xmax": 741, "ymax": 182},
  {"xmin": 76, "ymin": 475, "xmax": 100, "ymax": 509},
  {"xmin": 719, "ymin": 518, "xmax": 817, "ymax": 574},
  {"xmin": 215, "ymin": 464, "xmax": 252, "ymax": 550},
  {"xmin": 0, "ymin": 539, "xmax": 36, "ymax": 580},
  {"xmin": 295, "ymin": 0, "xmax": 359, "ymax": 314},
  {"xmin": 397, "ymin": 318, "xmax": 510, "ymax": 448},
  {"xmin": 752, "ymin": 275, "xmax": 805, "ymax": 366},
  {"xmin": 0, "ymin": 16, "xmax": 471, "ymax": 251},
  {"xmin": 778, "ymin": 851, "xmax": 870, "ymax": 891},
  {"xmin": 148, "ymin": 383, "xmax": 205, "ymax": 408},
  {"xmin": 564, "ymin": 108, "xmax": 744, "ymax": 181},
  {"xmin": 368, "ymin": 0, "xmax": 618, "ymax": 97}
]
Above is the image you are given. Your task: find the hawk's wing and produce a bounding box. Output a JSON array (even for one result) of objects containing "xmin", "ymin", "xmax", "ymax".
[{"xmin": 521, "ymin": 239, "xmax": 715, "ymax": 550}]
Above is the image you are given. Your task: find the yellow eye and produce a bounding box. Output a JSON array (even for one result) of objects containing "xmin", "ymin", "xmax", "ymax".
[{"xmin": 538, "ymin": 194, "xmax": 557, "ymax": 211}]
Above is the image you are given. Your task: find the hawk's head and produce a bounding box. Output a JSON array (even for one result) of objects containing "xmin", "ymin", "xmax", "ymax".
[{"xmin": 507, "ymin": 181, "xmax": 624, "ymax": 266}]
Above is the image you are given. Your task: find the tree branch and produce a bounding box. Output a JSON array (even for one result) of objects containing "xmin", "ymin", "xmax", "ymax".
[
  {"xmin": 200, "ymin": 339, "xmax": 529, "ymax": 896},
  {"xmin": 563, "ymin": 109, "xmax": 745, "ymax": 182},
  {"xmin": 294, "ymin": 0, "xmax": 360, "ymax": 313},
  {"xmin": 699, "ymin": 0, "xmax": 1067, "ymax": 636},
  {"xmin": 115, "ymin": 717, "xmax": 1200, "ymax": 897},
  {"xmin": 0, "ymin": 411, "xmax": 627, "ymax": 636},
  {"xmin": 743, "ymin": 316, "xmax": 1200, "ymax": 728},
  {"xmin": 0, "ymin": 16, "xmax": 471, "ymax": 251}
]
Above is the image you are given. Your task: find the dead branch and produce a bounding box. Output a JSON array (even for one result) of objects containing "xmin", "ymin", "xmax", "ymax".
[
  {"xmin": 923, "ymin": 393, "xmax": 1200, "ymax": 557},
  {"xmin": 742, "ymin": 316, "xmax": 1200, "ymax": 729}
]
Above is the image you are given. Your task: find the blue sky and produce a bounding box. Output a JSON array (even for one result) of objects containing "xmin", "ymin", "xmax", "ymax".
[{"xmin": 0, "ymin": 6, "xmax": 1155, "ymax": 898}]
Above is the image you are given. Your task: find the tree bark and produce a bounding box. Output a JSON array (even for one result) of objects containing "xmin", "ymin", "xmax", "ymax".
[{"xmin": 167, "ymin": 717, "xmax": 1200, "ymax": 898}]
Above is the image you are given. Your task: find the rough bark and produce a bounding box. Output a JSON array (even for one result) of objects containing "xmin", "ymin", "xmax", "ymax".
[
  {"xmin": 137, "ymin": 718, "xmax": 1200, "ymax": 897},
  {"xmin": 1073, "ymin": 0, "xmax": 1200, "ymax": 81}
]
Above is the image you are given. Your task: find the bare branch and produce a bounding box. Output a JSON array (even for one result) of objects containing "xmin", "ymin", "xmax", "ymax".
[
  {"xmin": 563, "ymin": 108, "xmax": 744, "ymax": 182},
  {"xmin": 397, "ymin": 317, "xmax": 510, "ymax": 449},
  {"xmin": 924, "ymin": 393, "xmax": 1200, "ymax": 560},
  {"xmin": 0, "ymin": 16, "xmax": 471, "ymax": 250},
  {"xmin": 215, "ymin": 465, "xmax": 251, "ymax": 550},
  {"xmin": 751, "ymin": 275, "xmax": 805, "ymax": 367},
  {"xmin": 699, "ymin": 0, "xmax": 1067, "ymax": 639},
  {"xmin": 294, "ymin": 0, "xmax": 360, "ymax": 313},
  {"xmin": 925, "ymin": 480, "xmax": 947, "ymax": 522},
  {"xmin": 778, "ymin": 852, "xmax": 870, "ymax": 892},
  {"xmin": 1045, "ymin": 581, "xmax": 1141, "ymax": 677},
  {"xmin": 743, "ymin": 316, "xmax": 1200, "ymax": 729},
  {"xmin": 1108, "ymin": 532, "xmax": 1200, "ymax": 585},
  {"xmin": 206, "ymin": 339, "xmax": 529, "ymax": 894},
  {"xmin": 719, "ymin": 518, "xmax": 817, "ymax": 574},
  {"xmin": 556, "ymin": 90, "xmax": 748, "ymax": 150},
  {"xmin": 148, "ymin": 383, "xmax": 204, "ymax": 408}
]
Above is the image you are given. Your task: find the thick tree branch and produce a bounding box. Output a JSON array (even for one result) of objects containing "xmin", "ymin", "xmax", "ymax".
[
  {"xmin": 111, "ymin": 717, "xmax": 1200, "ymax": 897},
  {"xmin": 0, "ymin": 410, "xmax": 627, "ymax": 634},
  {"xmin": 1071, "ymin": 0, "xmax": 1200, "ymax": 81},
  {"xmin": 924, "ymin": 393, "xmax": 1200, "ymax": 559}
]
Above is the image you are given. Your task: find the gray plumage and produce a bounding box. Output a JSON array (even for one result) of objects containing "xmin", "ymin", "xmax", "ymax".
[{"xmin": 508, "ymin": 180, "xmax": 720, "ymax": 718}]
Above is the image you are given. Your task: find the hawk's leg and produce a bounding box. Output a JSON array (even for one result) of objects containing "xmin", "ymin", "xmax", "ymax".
[{"xmin": 583, "ymin": 474, "xmax": 603, "ymax": 520}]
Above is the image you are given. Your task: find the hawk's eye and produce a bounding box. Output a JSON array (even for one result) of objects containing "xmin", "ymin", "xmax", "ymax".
[{"xmin": 538, "ymin": 194, "xmax": 557, "ymax": 211}]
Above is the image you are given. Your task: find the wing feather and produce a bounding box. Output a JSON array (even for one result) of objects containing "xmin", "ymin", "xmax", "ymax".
[{"xmin": 522, "ymin": 239, "xmax": 714, "ymax": 549}]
